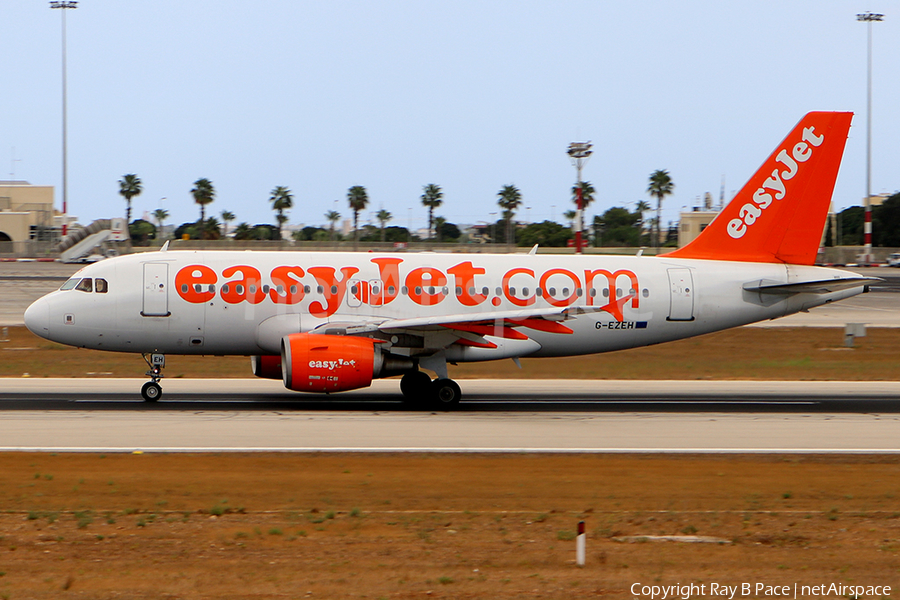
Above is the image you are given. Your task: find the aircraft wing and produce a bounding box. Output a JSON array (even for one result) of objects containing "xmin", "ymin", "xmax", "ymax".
[
  {"xmin": 378, "ymin": 291, "xmax": 636, "ymax": 333},
  {"xmin": 306, "ymin": 293, "xmax": 637, "ymax": 355}
]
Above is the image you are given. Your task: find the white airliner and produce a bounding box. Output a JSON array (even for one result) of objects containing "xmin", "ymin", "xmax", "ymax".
[{"xmin": 24, "ymin": 112, "xmax": 875, "ymax": 407}]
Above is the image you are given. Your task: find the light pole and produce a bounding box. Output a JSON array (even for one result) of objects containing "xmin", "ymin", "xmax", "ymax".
[
  {"xmin": 857, "ymin": 11, "xmax": 883, "ymax": 265},
  {"xmin": 50, "ymin": 1, "xmax": 77, "ymax": 237},
  {"xmin": 567, "ymin": 142, "xmax": 592, "ymax": 254}
]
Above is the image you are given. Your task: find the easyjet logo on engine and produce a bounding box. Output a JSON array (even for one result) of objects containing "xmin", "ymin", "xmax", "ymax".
[
  {"xmin": 174, "ymin": 259, "xmax": 641, "ymax": 320},
  {"xmin": 309, "ymin": 358, "xmax": 357, "ymax": 371},
  {"xmin": 726, "ymin": 125, "xmax": 825, "ymax": 239}
]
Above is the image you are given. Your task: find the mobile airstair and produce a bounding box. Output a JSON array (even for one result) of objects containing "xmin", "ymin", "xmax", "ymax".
[{"xmin": 57, "ymin": 218, "xmax": 130, "ymax": 263}]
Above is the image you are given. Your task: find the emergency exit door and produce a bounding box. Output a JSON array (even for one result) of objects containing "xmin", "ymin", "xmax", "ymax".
[
  {"xmin": 667, "ymin": 268, "xmax": 694, "ymax": 321},
  {"xmin": 142, "ymin": 263, "xmax": 170, "ymax": 317}
]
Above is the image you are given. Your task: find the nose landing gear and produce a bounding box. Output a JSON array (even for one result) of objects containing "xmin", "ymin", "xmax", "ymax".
[{"xmin": 141, "ymin": 353, "xmax": 165, "ymax": 402}]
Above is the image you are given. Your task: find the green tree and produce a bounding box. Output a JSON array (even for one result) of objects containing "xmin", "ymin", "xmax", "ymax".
[
  {"xmin": 220, "ymin": 210, "xmax": 235, "ymax": 238},
  {"xmin": 203, "ymin": 216, "xmax": 222, "ymax": 240},
  {"xmin": 376, "ymin": 209, "xmax": 392, "ymax": 242},
  {"xmin": 597, "ymin": 206, "xmax": 641, "ymax": 246},
  {"xmin": 433, "ymin": 216, "xmax": 446, "ymax": 243},
  {"xmin": 874, "ymin": 193, "xmax": 900, "ymax": 247},
  {"xmin": 647, "ymin": 170, "xmax": 674, "ymax": 251},
  {"xmin": 118, "ymin": 174, "xmax": 142, "ymax": 227},
  {"xmin": 420, "ymin": 184, "xmax": 443, "ymax": 241},
  {"xmin": 437, "ymin": 220, "xmax": 461, "ymax": 242},
  {"xmin": 517, "ymin": 220, "xmax": 571, "ymax": 247},
  {"xmin": 128, "ymin": 218, "xmax": 155, "ymax": 245},
  {"xmin": 191, "ymin": 178, "xmax": 215, "ymax": 238},
  {"xmin": 152, "ymin": 208, "xmax": 169, "ymax": 241},
  {"xmin": 497, "ymin": 184, "xmax": 522, "ymax": 251},
  {"xmin": 269, "ymin": 186, "xmax": 293, "ymax": 240},
  {"xmin": 233, "ymin": 222, "xmax": 252, "ymax": 241},
  {"xmin": 347, "ymin": 185, "xmax": 369, "ymax": 251}
]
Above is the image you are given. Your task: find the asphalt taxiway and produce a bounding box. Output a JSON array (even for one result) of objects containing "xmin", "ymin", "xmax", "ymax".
[{"xmin": 1, "ymin": 379, "xmax": 899, "ymax": 453}]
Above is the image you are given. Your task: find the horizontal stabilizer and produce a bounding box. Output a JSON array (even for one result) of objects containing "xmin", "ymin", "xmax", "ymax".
[{"xmin": 742, "ymin": 277, "xmax": 880, "ymax": 295}]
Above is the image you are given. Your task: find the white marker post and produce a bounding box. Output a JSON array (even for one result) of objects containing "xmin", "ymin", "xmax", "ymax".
[{"xmin": 576, "ymin": 520, "xmax": 586, "ymax": 566}]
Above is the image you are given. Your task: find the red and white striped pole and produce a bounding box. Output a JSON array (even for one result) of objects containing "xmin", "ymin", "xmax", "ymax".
[
  {"xmin": 567, "ymin": 142, "xmax": 593, "ymax": 255},
  {"xmin": 858, "ymin": 12, "xmax": 883, "ymax": 266},
  {"xmin": 864, "ymin": 207, "xmax": 872, "ymax": 264},
  {"xmin": 575, "ymin": 184, "xmax": 584, "ymax": 254},
  {"xmin": 576, "ymin": 520, "xmax": 586, "ymax": 566}
]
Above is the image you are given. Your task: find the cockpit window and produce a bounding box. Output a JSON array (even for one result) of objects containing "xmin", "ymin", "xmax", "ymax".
[
  {"xmin": 59, "ymin": 278, "xmax": 80, "ymax": 291},
  {"xmin": 95, "ymin": 278, "xmax": 108, "ymax": 293},
  {"xmin": 75, "ymin": 278, "xmax": 93, "ymax": 293}
]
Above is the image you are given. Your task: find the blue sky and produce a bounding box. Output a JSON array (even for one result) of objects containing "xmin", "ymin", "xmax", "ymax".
[{"xmin": 2, "ymin": 1, "xmax": 897, "ymax": 233}]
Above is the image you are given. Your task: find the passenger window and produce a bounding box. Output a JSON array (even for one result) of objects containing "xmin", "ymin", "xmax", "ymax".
[
  {"xmin": 95, "ymin": 278, "xmax": 108, "ymax": 293},
  {"xmin": 75, "ymin": 278, "xmax": 93, "ymax": 293},
  {"xmin": 60, "ymin": 278, "xmax": 79, "ymax": 291}
]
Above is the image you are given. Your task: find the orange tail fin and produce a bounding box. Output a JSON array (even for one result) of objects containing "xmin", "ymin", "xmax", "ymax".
[{"xmin": 663, "ymin": 111, "xmax": 852, "ymax": 265}]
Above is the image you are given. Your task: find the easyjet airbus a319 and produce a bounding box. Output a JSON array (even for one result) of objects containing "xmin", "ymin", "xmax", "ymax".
[{"xmin": 25, "ymin": 112, "xmax": 875, "ymax": 407}]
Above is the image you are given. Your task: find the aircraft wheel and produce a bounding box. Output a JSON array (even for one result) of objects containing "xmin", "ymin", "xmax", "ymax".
[
  {"xmin": 141, "ymin": 381, "xmax": 162, "ymax": 402},
  {"xmin": 400, "ymin": 371, "xmax": 432, "ymax": 402},
  {"xmin": 431, "ymin": 378, "xmax": 461, "ymax": 410}
]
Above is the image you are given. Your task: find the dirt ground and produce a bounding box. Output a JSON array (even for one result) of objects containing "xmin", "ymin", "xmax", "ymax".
[
  {"xmin": 2, "ymin": 328, "xmax": 899, "ymax": 598},
  {"xmin": 0, "ymin": 453, "xmax": 898, "ymax": 599},
  {"xmin": 3, "ymin": 326, "xmax": 899, "ymax": 381}
]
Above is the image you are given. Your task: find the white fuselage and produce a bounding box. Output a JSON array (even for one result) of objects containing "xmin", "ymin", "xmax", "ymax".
[{"xmin": 25, "ymin": 250, "xmax": 863, "ymax": 360}]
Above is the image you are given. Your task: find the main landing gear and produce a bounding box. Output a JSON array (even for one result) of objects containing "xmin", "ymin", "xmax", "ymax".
[
  {"xmin": 141, "ymin": 353, "xmax": 166, "ymax": 402},
  {"xmin": 400, "ymin": 370, "xmax": 462, "ymax": 409}
]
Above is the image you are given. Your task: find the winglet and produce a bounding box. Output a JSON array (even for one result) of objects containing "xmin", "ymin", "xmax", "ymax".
[
  {"xmin": 663, "ymin": 112, "xmax": 853, "ymax": 265},
  {"xmin": 160, "ymin": 240, "xmax": 170, "ymax": 252}
]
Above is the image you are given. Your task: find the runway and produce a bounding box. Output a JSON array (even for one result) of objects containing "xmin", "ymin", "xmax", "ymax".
[{"xmin": 1, "ymin": 379, "xmax": 899, "ymax": 453}]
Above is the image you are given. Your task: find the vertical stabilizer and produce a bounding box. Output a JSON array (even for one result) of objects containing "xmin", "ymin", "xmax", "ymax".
[{"xmin": 663, "ymin": 112, "xmax": 852, "ymax": 265}]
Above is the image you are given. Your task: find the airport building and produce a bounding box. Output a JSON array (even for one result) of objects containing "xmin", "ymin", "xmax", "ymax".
[
  {"xmin": 0, "ymin": 181, "xmax": 74, "ymax": 256},
  {"xmin": 678, "ymin": 193, "xmax": 721, "ymax": 248}
]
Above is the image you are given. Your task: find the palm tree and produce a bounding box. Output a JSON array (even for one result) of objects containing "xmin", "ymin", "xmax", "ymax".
[
  {"xmin": 269, "ymin": 186, "xmax": 293, "ymax": 240},
  {"xmin": 570, "ymin": 181, "xmax": 596, "ymax": 210},
  {"xmin": 497, "ymin": 184, "xmax": 522, "ymax": 251},
  {"xmin": 347, "ymin": 186, "xmax": 369, "ymax": 251},
  {"xmin": 233, "ymin": 222, "xmax": 252, "ymax": 241},
  {"xmin": 433, "ymin": 216, "xmax": 446, "ymax": 243},
  {"xmin": 635, "ymin": 200, "xmax": 651, "ymax": 243},
  {"xmin": 647, "ymin": 170, "xmax": 675, "ymax": 250},
  {"xmin": 420, "ymin": 184, "xmax": 443, "ymax": 241},
  {"xmin": 220, "ymin": 210, "xmax": 235, "ymax": 238},
  {"xmin": 191, "ymin": 178, "xmax": 215, "ymax": 238},
  {"xmin": 118, "ymin": 174, "xmax": 142, "ymax": 225},
  {"xmin": 376, "ymin": 209, "xmax": 392, "ymax": 242},
  {"xmin": 152, "ymin": 208, "xmax": 169, "ymax": 241},
  {"xmin": 325, "ymin": 210, "xmax": 341, "ymax": 243}
]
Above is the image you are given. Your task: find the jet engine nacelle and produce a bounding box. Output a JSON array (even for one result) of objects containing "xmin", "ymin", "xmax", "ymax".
[
  {"xmin": 250, "ymin": 355, "xmax": 283, "ymax": 380},
  {"xmin": 281, "ymin": 333, "xmax": 414, "ymax": 393}
]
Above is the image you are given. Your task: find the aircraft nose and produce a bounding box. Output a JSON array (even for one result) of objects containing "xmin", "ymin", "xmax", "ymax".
[{"xmin": 24, "ymin": 297, "xmax": 50, "ymax": 339}]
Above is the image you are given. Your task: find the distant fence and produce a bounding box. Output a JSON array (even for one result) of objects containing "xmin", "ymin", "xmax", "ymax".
[
  {"xmin": 0, "ymin": 241, "xmax": 59, "ymax": 259},
  {"xmin": 143, "ymin": 239, "xmax": 665, "ymax": 255}
]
